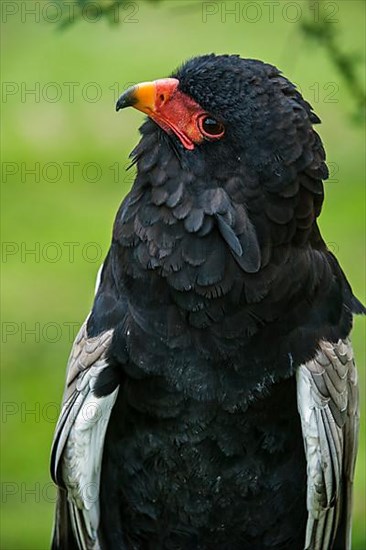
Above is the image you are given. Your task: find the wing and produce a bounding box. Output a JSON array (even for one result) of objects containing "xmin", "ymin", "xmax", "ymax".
[
  {"xmin": 296, "ymin": 338, "xmax": 359, "ymax": 550},
  {"xmin": 50, "ymin": 318, "xmax": 119, "ymax": 550}
]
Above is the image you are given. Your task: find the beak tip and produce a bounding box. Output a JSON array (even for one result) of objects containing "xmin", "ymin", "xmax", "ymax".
[{"xmin": 115, "ymin": 90, "xmax": 137, "ymax": 113}]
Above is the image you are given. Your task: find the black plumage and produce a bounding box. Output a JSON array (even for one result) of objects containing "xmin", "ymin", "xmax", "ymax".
[{"xmin": 51, "ymin": 54, "xmax": 364, "ymax": 550}]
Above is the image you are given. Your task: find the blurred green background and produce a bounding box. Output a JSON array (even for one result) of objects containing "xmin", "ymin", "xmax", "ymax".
[{"xmin": 1, "ymin": 1, "xmax": 365, "ymax": 548}]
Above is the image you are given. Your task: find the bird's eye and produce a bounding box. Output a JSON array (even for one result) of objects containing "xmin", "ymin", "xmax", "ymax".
[{"xmin": 198, "ymin": 115, "xmax": 225, "ymax": 140}]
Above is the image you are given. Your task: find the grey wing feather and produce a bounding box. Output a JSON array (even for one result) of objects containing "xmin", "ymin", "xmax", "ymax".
[
  {"xmin": 51, "ymin": 318, "xmax": 119, "ymax": 550},
  {"xmin": 297, "ymin": 339, "xmax": 359, "ymax": 550}
]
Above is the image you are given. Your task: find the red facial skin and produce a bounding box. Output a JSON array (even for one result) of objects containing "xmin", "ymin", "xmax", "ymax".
[
  {"xmin": 120, "ymin": 78, "xmax": 224, "ymax": 150},
  {"xmin": 152, "ymin": 80, "xmax": 206, "ymax": 150}
]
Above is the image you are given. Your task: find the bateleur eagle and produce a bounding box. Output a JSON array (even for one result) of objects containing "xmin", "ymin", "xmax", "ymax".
[{"xmin": 51, "ymin": 54, "xmax": 365, "ymax": 550}]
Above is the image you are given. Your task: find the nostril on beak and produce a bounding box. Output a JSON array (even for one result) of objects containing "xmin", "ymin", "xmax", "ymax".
[{"xmin": 157, "ymin": 93, "xmax": 166, "ymax": 107}]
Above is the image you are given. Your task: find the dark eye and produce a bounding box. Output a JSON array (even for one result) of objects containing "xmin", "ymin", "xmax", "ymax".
[{"xmin": 198, "ymin": 115, "xmax": 225, "ymax": 139}]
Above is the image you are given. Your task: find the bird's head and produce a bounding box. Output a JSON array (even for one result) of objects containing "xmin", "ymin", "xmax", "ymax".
[{"xmin": 116, "ymin": 54, "xmax": 326, "ymax": 183}]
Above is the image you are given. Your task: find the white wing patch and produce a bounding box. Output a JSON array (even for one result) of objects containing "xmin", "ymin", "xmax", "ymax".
[
  {"xmin": 51, "ymin": 320, "xmax": 119, "ymax": 550},
  {"xmin": 94, "ymin": 264, "xmax": 103, "ymax": 296},
  {"xmin": 62, "ymin": 366, "xmax": 118, "ymax": 545},
  {"xmin": 297, "ymin": 339, "xmax": 359, "ymax": 550}
]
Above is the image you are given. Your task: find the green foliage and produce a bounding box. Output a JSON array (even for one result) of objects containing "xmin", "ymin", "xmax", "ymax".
[
  {"xmin": 55, "ymin": 0, "xmax": 366, "ymax": 122},
  {"xmin": 300, "ymin": 1, "xmax": 365, "ymax": 122},
  {"xmin": 56, "ymin": 0, "xmax": 160, "ymax": 28}
]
